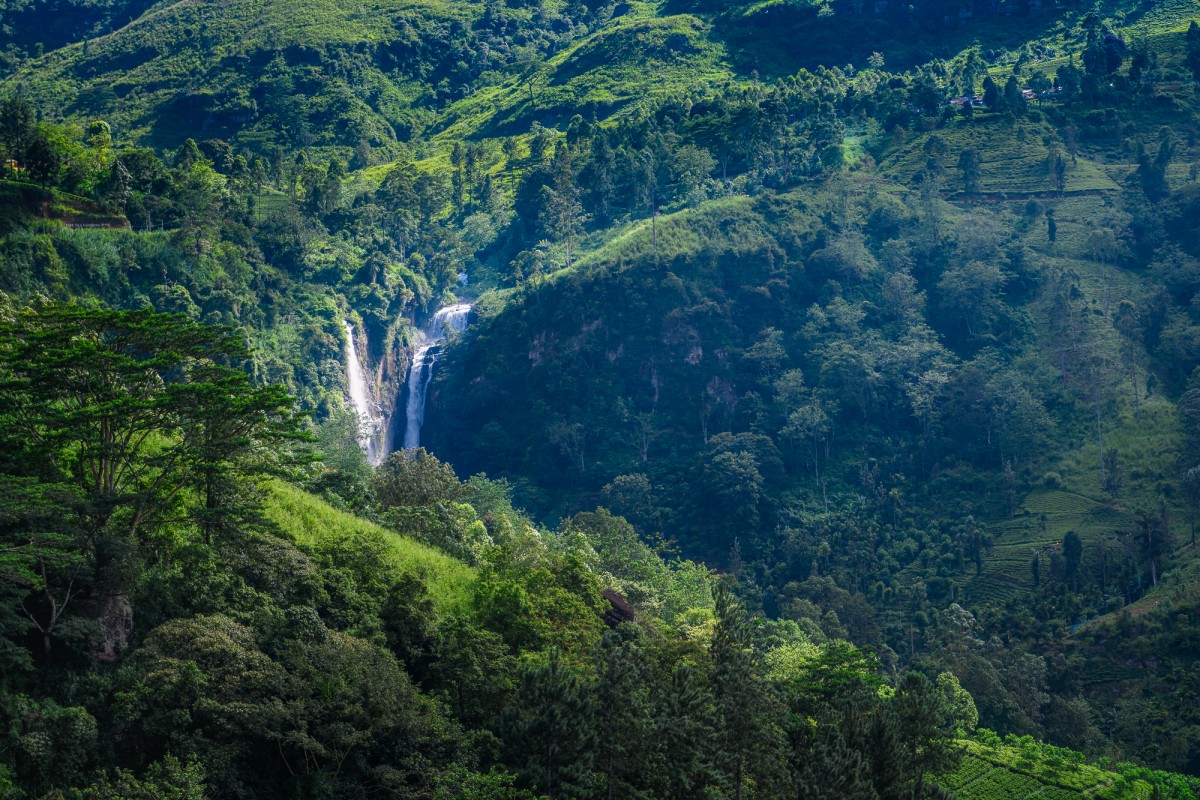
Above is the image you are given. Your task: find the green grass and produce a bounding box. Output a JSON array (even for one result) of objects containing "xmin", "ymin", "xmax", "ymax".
[
  {"xmin": 965, "ymin": 487, "xmax": 1134, "ymax": 605},
  {"xmin": 262, "ymin": 480, "xmax": 476, "ymax": 614},
  {"xmin": 1053, "ymin": 399, "xmax": 1183, "ymax": 514},
  {"xmin": 11, "ymin": 0, "xmax": 480, "ymax": 147},
  {"xmin": 432, "ymin": 8, "xmax": 735, "ymax": 140},
  {"xmin": 880, "ymin": 116, "xmax": 1119, "ymax": 196},
  {"xmin": 941, "ymin": 738, "xmax": 1193, "ymax": 799},
  {"xmin": 572, "ymin": 190, "xmax": 782, "ymax": 271}
]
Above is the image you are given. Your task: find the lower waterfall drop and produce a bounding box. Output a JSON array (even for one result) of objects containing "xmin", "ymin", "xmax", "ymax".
[
  {"xmin": 403, "ymin": 303, "xmax": 472, "ymax": 451},
  {"xmin": 343, "ymin": 320, "xmax": 386, "ymax": 465}
]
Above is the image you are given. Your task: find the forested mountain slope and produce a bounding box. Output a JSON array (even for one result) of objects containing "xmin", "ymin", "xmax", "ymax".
[{"xmin": 3, "ymin": 0, "xmax": 1200, "ymax": 794}]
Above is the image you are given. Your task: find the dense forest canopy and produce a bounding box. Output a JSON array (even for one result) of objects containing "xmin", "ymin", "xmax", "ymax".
[{"xmin": 3, "ymin": 0, "xmax": 1200, "ymax": 796}]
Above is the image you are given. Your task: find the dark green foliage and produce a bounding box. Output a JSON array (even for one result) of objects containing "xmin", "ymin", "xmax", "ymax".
[
  {"xmin": 886, "ymin": 673, "xmax": 963, "ymax": 797},
  {"xmin": 0, "ymin": 305, "xmax": 307, "ymax": 667},
  {"xmin": 592, "ymin": 628, "xmax": 659, "ymax": 800},
  {"xmin": 5, "ymin": 0, "xmax": 1200, "ymax": 789},
  {"xmin": 1188, "ymin": 21, "xmax": 1200, "ymax": 82},
  {"xmin": 1137, "ymin": 128, "xmax": 1177, "ymax": 202},
  {"xmin": 74, "ymin": 755, "xmax": 207, "ymax": 799},
  {"xmin": 501, "ymin": 649, "xmax": 597, "ymax": 799},
  {"xmin": 798, "ymin": 729, "xmax": 877, "ymax": 800},
  {"xmin": 958, "ymin": 148, "xmax": 983, "ymax": 194},
  {"xmin": 0, "ymin": 96, "xmax": 36, "ymax": 167},
  {"xmin": 711, "ymin": 586, "xmax": 788, "ymax": 800},
  {"xmin": 657, "ymin": 663, "xmax": 722, "ymax": 800},
  {"xmin": 1062, "ymin": 531, "xmax": 1082, "ymax": 583}
]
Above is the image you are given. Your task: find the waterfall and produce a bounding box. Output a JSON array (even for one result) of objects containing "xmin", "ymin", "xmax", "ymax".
[
  {"xmin": 343, "ymin": 321, "xmax": 386, "ymax": 466},
  {"xmin": 403, "ymin": 303, "xmax": 472, "ymax": 451}
]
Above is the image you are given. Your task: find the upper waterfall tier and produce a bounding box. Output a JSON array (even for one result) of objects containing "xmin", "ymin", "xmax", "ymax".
[{"xmin": 403, "ymin": 303, "xmax": 472, "ymax": 452}]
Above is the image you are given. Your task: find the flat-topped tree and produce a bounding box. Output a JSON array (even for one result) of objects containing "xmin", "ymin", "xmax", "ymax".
[{"xmin": 0, "ymin": 304, "xmax": 308, "ymax": 639}]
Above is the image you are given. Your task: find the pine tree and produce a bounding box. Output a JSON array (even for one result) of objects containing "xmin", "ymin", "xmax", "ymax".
[
  {"xmin": 501, "ymin": 649, "xmax": 597, "ymax": 799},
  {"xmin": 0, "ymin": 94, "xmax": 36, "ymax": 168},
  {"xmin": 797, "ymin": 727, "xmax": 877, "ymax": 800},
  {"xmin": 586, "ymin": 131, "xmax": 616, "ymax": 227},
  {"xmin": 539, "ymin": 147, "xmax": 586, "ymax": 269},
  {"xmin": 593, "ymin": 628, "xmax": 658, "ymax": 800},
  {"xmin": 885, "ymin": 673, "xmax": 962, "ymax": 798},
  {"xmin": 711, "ymin": 586, "xmax": 788, "ymax": 800},
  {"xmin": 657, "ymin": 662, "xmax": 721, "ymax": 800},
  {"xmin": 1062, "ymin": 531, "xmax": 1083, "ymax": 587},
  {"xmin": 1187, "ymin": 21, "xmax": 1200, "ymax": 82}
]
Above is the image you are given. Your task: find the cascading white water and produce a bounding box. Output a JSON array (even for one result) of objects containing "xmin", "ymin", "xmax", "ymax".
[
  {"xmin": 343, "ymin": 321, "xmax": 385, "ymax": 465},
  {"xmin": 403, "ymin": 303, "xmax": 472, "ymax": 451}
]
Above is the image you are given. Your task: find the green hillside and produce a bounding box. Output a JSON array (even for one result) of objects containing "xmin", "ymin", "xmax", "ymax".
[
  {"xmin": 6, "ymin": 0, "xmax": 737, "ymax": 154},
  {"xmin": 942, "ymin": 736, "xmax": 1198, "ymax": 799},
  {"xmin": 10, "ymin": 0, "xmax": 484, "ymax": 149},
  {"xmin": 4, "ymin": 0, "xmax": 1200, "ymax": 794},
  {"xmin": 881, "ymin": 116, "xmax": 1119, "ymax": 196},
  {"xmin": 263, "ymin": 480, "xmax": 477, "ymax": 614}
]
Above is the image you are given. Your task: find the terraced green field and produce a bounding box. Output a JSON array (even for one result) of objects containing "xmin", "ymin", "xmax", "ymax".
[
  {"xmin": 963, "ymin": 488, "xmax": 1134, "ymax": 605},
  {"xmin": 252, "ymin": 190, "xmax": 295, "ymax": 221},
  {"xmin": 941, "ymin": 739, "xmax": 1196, "ymax": 799},
  {"xmin": 881, "ymin": 116, "xmax": 1119, "ymax": 195}
]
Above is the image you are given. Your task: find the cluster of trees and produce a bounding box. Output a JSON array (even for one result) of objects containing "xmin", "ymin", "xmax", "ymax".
[
  {"xmin": 7, "ymin": 0, "xmax": 631, "ymax": 158},
  {"xmin": 0, "ymin": 302, "xmax": 980, "ymax": 799},
  {"xmin": 0, "ymin": 91, "xmax": 494, "ymax": 426},
  {"xmin": 425, "ymin": 13, "xmax": 1200, "ymax": 776},
  {"xmin": 0, "ymin": 0, "xmax": 158, "ymax": 68},
  {"xmin": 3, "ymin": 2, "xmax": 1200, "ymax": 786}
]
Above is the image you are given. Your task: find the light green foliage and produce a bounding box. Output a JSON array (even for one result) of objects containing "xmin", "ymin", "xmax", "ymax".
[
  {"xmin": 434, "ymin": 766, "xmax": 546, "ymax": 800},
  {"xmin": 374, "ymin": 449, "xmax": 492, "ymax": 562},
  {"xmin": 942, "ymin": 734, "xmax": 1199, "ymax": 800},
  {"xmin": 73, "ymin": 756, "xmax": 207, "ymax": 800},
  {"xmin": 263, "ymin": 480, "xmax": 476, "ymax": 615},
  {"xmin": 4, "ymin": 0, "xmax": 1200, "ymax": 792},
  {"xmin": 937, "ymin": 671, "xmax": 979, "ymax": 735}
]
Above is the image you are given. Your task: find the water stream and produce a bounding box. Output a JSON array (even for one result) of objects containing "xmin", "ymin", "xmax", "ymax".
[
  {"xmin": 403, "ymin": 303, "xmax": 472, "ymax": 451},
  {"xmin": 343, "ymin": 320, "xmax": 386, "ymax": 465}
]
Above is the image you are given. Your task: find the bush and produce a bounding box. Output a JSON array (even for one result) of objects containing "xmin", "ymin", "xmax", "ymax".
[{"xmin": 975, "ymin": 727, "xmax": 1002, "ymax": 747}]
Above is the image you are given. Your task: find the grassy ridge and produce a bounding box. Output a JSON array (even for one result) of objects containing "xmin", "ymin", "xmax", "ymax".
[
  {"xmin": 10, "ymin": 0, "xmax": 476, "ymax": 146},
  {"xmin": 433, "ymin": 6, "xmax": 734, "ymax": 140},
  {"xmin": 263, "ymin": 480, "xmax": 476, "ymax": 614}
]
